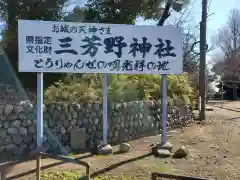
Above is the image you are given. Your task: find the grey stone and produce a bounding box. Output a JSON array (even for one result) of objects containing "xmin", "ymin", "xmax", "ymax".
[
  {"xmin": 62, "ymin": 135, "xmax": 69, "ymax": 143},
  {"xmin": 12, "ymin": 135, "xmax": 23, "ymax": 145},
  {"xmin": 61, "ymin": 127, "xmax": 66, "ymax": 134},
  {"xmin": 96, "ymin": 131, "xmax": 102, "ymax": 138},
  {"xmin": 95, "ymin": 138, "xmax": 103, "ymax": 146},
  {"xmin": 108, "ymin": 131, "xmax": 113, "ymax": 138},
  {"xmin": 71, "ymin": 128, "xmax": 86, "ymax": 150},
  {"xmin": 20, "ymin": 101, "xmax": 34, "ymax": 112},
  {"xmin": 67, "ymin": 114, "xmax": 72, "ymax": 121},
  {"xmin": 0, "ymin": 101, "xmax": 193, "ymax": 156},
  {"xmin": 97, "ymin": 144, "xmax": 113, "ymax": 155},
  {"xmin": 23, "ymin": 135, "xmax": 33, "ymax": 143},
  {"xmin": 48, "ymin": 119, "xmax": 56, "ymax": 127},
  {"xmin": 19, "ymin": 112, "xmax": 27, "ymax": 120},
  {"xmin": 19, "ymin": 144, "xmax": 27, "ymax": 154},
  {"xmin": 5, "ymin": 144, "xmax": 17, "ymax": 151},
  {"xmin": 3, "ymin": 136, "xmax": 12, "ymax": 144},
  {"xmin": 28, "ymin": 126, "xmax": 36, "ymax": 134},
  {"xmin": 56, "ymin": 104, "xmax": 62, "ymax": 111},
  {"xmin": 77, "ymin": 119, "xmax": 83, "ymax": 127},
  {"xmin": 89, "ymin": 140, "xmax": 95, "ymax": 149},
  {"xmin": 64, "ymin": 120, "xmax": 70, "ymax": 127},
  {"xmin": 43, "ymin": 135, "xmax": 48, "ymax": 143},
  {"xmin": 0, "ymin": 137, "xmax": 4, "ymax": 146},
  {"xmin": 22, "ymin": 119, "xmax": 32, "ymax": 127},
  {"xmin": 27, "ymin": 112, "xmax": 35, "ymax": 120},
  {"xmin": 83, "ymin": 118, "xmax": 88, "ymax": 125},
  {"xmin": 71, "ymin": 119, "xmax": 77, "ymax": 125},
  {"xmin": 0, "ymin": 146, "xmax": 5, "ymax": 153},
  {"xmin": 74, "ymin": 104, "xmax": 81, "ymax": 111},
  {"xmin": 6, "ymin": 115, "xmax": 17, "ymax": 121},
  {"xmin": 0, "ymin": 105, "xmax": 4, "ymax": 115},
  {"xmin": 12, "ymin": 120, "xmax": 21, "ymax": 128},
  {"xmin": 173, "ymin": 146, "xmax": 188, "ymax": 158},
  {"xmin": 94, "ymin": 118, "xmax": 99, "ymax": 125},
  {"xmin": 89, "ymin": 118, "xmax": 93, "ymax": 124},
  {"xmin": 0, "ymin": 128, "xmax": 6, "ymax": 137},
  {"xmin": 119, "ymin": 143, "xmax": 131, "ymax": 153},
  {"xmin": 13, "ymin": 105, "xmax": 23, "ymax": 114},
  {"xmin": 4, "ymin": 104, "xmax": 13, "ymax": 116},
  {"xmin": 19, "ymin": 127, "xmax": 28, "ymax": 135},
  {"xmin": 114, "ymin": 131, "xmax": 119, "ymax": 137},
  {"xmin": 7, "ymin": 127, "xmax": 18, "ymax": 134},
  {"xmin": 67, "ymin": 126, "xmax": 73, "ymax": 132},
  {"xmin": 71, "ymin": 111, "xmax": 78, "ymax": 118},
  {"xmin": 29, "ymin": 143, "xmax": 36, "ymax": 150},
  {"xmin": 156, "ymin": 142, "xmax": 173, "ymax": 152},
  {"xmin": 155, "ymin": 149, "xmax": 172, "ymax": 158}
]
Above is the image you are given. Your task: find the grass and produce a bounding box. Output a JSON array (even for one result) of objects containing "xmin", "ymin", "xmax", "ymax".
[
  {"xmin": 153, "ymin": 163, "xmax": 175, "ymax": 174},
  {"xmin": 39, "ymin": 163, "xmax": 174, "ymax": 180},
  {"xmin": 39, "ymin": 170, "xmax": 82, "ymax": 180},
  {"xmin": 40, "ymin": 171, "xmax": 140, "ymax": 180}
]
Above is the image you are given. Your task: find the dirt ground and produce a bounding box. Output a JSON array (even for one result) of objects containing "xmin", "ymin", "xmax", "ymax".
[{"xmin": 3, "ymin": 102, "xmax": 240, "ymax": 180}]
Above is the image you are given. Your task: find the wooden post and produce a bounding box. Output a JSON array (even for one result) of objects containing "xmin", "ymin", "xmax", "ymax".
[
  {"xmin": 1, "ymin": 169, "xmax": 7, "ymax": 180},
  {"xmin": 36, "ymin": 154, "xmax": 41, "ymax": 180}
]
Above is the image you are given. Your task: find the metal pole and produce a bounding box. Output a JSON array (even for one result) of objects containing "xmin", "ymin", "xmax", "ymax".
[
  {"xmin": 199, "ymin": 0, "xmax": 207, "ymax": 120},
  {"xmin": 161, "ymin": 75, "xmax": 167, "ymax": 145},
  {"xmin": 157, "ymin": 0, "xmax": 173, "ymax": 146},
  {"xmin": 102, "ymin": 74, "xmax": 108, "ymax": 145},
  {"xmin": 221, "ymin": 80, "xmax": 223, "ymax": 107},
  {"xmin": 37, "ymin": 73, "xmax": 44, "ymax": 147},
  {"xmin": 36, "ymin": 72, "xmax": 44, "ymax": 180}
]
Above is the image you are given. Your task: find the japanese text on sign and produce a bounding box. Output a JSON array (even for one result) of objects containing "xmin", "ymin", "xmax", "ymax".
[{"xmin": 18, "ymin": 20, "xmax": 183, "ymax": 74}]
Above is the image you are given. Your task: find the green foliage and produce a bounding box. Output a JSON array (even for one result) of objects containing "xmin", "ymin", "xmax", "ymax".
[
  {"xmin": 45, "ymin": 73, "xmax": 195, "ymax": 106},
  {"xmin": 66, "ymin": 0, "xmax": 190, "ymax": 24},
  {"xmin": 40, "ymin": 170, "xmax": 82, "ymax": 180},
  {"xmin": 0, "ymin": 0, "xmax": 67, "ymax": 88},
  {"xmin": 1, "ymin": 0, "xmax": 189, "ymax": 89},
  {"xmin": 40, "ymin": 170, "xmax": 140, "ymax": 180},
  {"xmin": 1, "ymin": 0, "xmax": 190, "ymax": 90}
]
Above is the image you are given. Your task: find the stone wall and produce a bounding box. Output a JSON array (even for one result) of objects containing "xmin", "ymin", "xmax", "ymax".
[{"xmin": 0, "ymin": 101, "xmax": 193, "ymax": 157}]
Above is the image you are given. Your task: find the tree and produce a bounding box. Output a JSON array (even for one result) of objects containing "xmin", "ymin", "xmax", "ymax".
[
  {"xmin": 0, "ymin": 0, "xmax": 190, "ymax": 89},
  {"xmin": 168, "ymin": 10, "xmax": 214, "ymax": 87},
  {"xmin": 66, "ymin": 0, "xmax": 193, "ymax": 71},
  {"xmin": 65, "ymin": 0, "xmax": 189, "ymax": 24},
  {"xmin": 0, "ymin": 0, "xmax": 67, "ymax": 88},
  {"xmin": 212, "ymin": 8, "xmax": 240, "ymax": 99},
  {"xmin": 213, "ymin": 8, "xmax": 240, "ymax": 77}
]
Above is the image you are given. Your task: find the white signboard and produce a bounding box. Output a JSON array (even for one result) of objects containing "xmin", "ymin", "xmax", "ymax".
[{"xmin": 18, "ymin": 20, "xmax": 183, "ymax": 74}]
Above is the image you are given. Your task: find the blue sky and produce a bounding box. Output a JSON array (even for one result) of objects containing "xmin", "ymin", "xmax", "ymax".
[
  {"xmin": 193, "ymin": 0, "xmax": 238, "ymax": 60},
  {"xmin": 0, "ymin": 0, "xmax": 237, "ymax": 38},
  {"xmin": 136, "ymin": 0, "xmax": 238, "ymax": 47},
  {"xmin": 68, "ymin": 0, "xmax": 239, "ymax": 59},
  {"xmin": 189, "ymin": 0, "xmax": 238, "ymax": 52},
  {"xmin": 0, "ymin": 0, "xmax": 238, "ymax": 57}
]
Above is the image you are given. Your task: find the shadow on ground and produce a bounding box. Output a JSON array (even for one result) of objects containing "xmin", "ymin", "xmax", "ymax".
[
  {"xmin": 4, "ymin": 152, "xmax": 152, "ymax": 180},
  {"xmin": 5, "ymin": 153, "xmax": 93, "ymax": 180},
  {"xmin": 90, "ymin": 152, "xmax": 152, "ymax": 178}
]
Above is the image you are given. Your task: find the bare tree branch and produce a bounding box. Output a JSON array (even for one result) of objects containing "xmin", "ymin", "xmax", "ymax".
[
  {"xmin": 157, "ymin": 0, "xmax": 172, "ymax": 26},
  {"xmin": 212, "ymin": 8, "xmax": 240, "ymax": 81}
]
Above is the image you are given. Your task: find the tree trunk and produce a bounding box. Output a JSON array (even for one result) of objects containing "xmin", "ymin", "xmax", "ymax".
[{"xmin": 232, "ymin": 83, "xmax": 237, "ymax": 100}]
